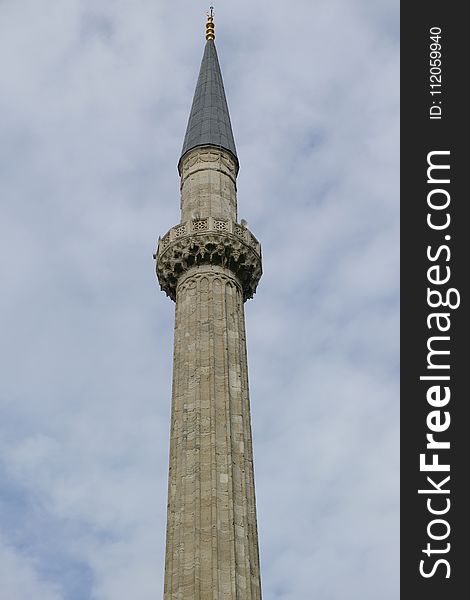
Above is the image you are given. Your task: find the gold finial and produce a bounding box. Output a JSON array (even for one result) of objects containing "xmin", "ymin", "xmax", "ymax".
[{"xmin": 206, "ymin": 6, "xmax": 215, "ymax": 41}]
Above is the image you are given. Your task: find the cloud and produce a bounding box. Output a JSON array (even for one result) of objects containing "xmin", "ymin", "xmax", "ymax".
[
  {"xmin": 0, "ymin": 534, "xmax": 62, "ymax": 600},
  {"xmin": 0, "ymin": 1, "xmax": 398, "ymax": 598}
]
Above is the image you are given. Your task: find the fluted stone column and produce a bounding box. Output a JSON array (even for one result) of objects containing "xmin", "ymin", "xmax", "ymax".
[{"xmin": 156, "ymin": 146, "xmax": 262, "ymax": 599}]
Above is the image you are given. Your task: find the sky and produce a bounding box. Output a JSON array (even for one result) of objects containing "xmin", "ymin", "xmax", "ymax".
[{"xmin": 0, "ymin": 1, "xmax": 399, "ymax": 599}]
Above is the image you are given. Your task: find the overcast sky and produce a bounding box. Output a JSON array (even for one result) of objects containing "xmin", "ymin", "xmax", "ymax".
[{"xmin": 0, "ymin": 1, "xmax": 399, "ymax": 599}]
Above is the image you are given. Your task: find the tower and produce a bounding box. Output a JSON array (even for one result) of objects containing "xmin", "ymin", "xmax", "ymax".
[{"xmin": 155, "ymin": 10, "xmax": 263, "ymax": 600}]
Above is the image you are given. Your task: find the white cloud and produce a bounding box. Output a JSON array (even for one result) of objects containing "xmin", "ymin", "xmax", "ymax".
[
  {"xmin": 0, "ymin": 535, "xmax": 62, "ymax": 600},
  {"xmin": 0, "ymin": 0, "xmax": 398, "ymax": 598}
]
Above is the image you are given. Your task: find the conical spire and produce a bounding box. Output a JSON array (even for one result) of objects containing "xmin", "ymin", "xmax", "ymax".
[{"xmin": 179, "ymin": 13, "xmax": 238, "ymax": 172}]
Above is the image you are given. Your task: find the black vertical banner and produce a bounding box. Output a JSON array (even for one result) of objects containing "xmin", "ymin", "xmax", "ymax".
[{"xmin": 401, "ymin": 3, "xmax": 467, "ymax": 600}]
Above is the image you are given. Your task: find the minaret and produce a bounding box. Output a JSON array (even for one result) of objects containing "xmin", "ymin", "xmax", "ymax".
[{"xmin": 155, "ymin": 10, "xmax": 263, "ymax": 600}]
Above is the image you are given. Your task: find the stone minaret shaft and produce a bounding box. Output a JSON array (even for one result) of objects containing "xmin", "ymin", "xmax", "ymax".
[{"xmin": 156, "ymin": 14, "xmax": 263, "ymax": 600}]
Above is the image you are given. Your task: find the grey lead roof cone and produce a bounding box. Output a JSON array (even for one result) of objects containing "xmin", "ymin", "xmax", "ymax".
[{"xmin": 179, "ymin": 39, "xmax": 238, "ymax": 173}]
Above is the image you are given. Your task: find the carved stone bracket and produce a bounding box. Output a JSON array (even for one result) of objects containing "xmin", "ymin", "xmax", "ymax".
[{"xmin": 156, "ymin": 220, "xmax": 262, "ymax": 302}]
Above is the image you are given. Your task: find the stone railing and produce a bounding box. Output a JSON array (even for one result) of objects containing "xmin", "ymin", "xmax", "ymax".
[{"xmin": 155, "ymin": 217, "xmax": 262, "ymax": 302}]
